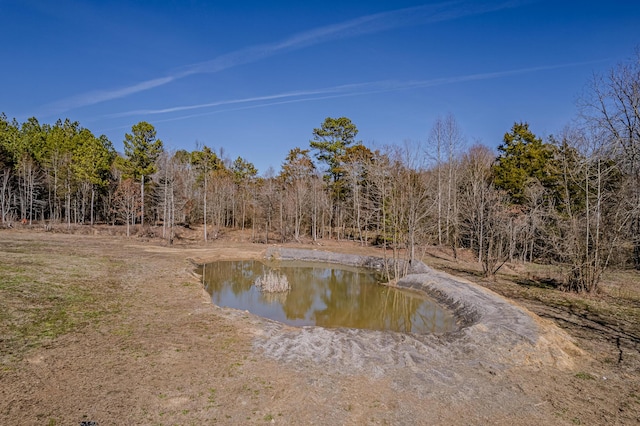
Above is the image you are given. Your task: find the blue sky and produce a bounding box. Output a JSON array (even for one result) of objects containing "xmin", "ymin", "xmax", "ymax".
[{"xmin": 1, "ymin": 0, "xmax": 639, "ymax": 173}]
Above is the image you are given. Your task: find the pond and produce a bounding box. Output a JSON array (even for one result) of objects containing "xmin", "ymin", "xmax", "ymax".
[{"xmin": 198, "ymin": 260, "xmax": 457, "ymax": 334}]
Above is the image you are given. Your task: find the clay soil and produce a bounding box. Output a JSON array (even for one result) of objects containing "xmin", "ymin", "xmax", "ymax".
[{"xmin": 1, "ymin": 226, "xmax": 639, "ymax": 425}]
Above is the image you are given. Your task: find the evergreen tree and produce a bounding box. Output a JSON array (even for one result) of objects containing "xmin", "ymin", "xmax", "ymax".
[
  {"xmin": 120, "ymin": 121, "xmax": 163, "ymax": 226},
  {"xmin": 310, "ymin": 116, "xmax": 359, "ymax": 186},
  {"xmin": 310, "ymin": 117, "xmax": 359, "ymax": 237},
  {"xmin": 492, "ymin": 122, "xmax": 556, "ymax": 204},
  {"xmin": 72, "ymin": 131, "xmax": 114, "ymax": 225}
]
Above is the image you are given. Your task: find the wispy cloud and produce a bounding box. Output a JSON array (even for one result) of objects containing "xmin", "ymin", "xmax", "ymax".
[
  {"xmin": 46, "ymin": 76, "xmax": 176, "ymax": 115},
  {"xmin": 43, "ymin": 0, "xmax": 528, "ymax": 115},
  {"xmin": 106, "ymin": 84, "xmax": 368, "ymax": 118},
  {"xmin": 115, "ymin": 60, "xmax": 593, "ymax": 124}
]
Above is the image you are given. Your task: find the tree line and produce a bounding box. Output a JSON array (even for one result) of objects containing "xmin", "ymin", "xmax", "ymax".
[{"xmin": 1, "ymin": 51, "xmax": 638, "ymax": 292}]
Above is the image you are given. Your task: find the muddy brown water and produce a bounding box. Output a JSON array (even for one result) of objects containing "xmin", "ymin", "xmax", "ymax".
[{"xmin": 198, "ymin": 260, "xmax": 457, "ymax": 334}]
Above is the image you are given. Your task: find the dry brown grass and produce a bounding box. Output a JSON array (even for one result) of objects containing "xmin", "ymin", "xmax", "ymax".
[
  {"xmin": 254, "ymin": 270, "xmax": 290, "ymax": 293},
  {"xmin": 1, "ymin": 229, "xmax": 639, "ymax": 424}
]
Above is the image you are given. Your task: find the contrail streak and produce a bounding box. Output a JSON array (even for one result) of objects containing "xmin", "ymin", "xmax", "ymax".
[
  {"xmin": 109, "ymin": 60, "xmax": 593, "ymax": 121},
  {"xmin": 43, "ymin": 0, "xmax": 528, "ymax": 115}
]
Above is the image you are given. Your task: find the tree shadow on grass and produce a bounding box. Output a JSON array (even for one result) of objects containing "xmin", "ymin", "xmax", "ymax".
[
  {"xmin": 515, "ymin": 276, "xmax": 561, "ymax": 290},
  {"xmin": 536, "ymin": 303, "xmax": 640, "ymax": 367}
]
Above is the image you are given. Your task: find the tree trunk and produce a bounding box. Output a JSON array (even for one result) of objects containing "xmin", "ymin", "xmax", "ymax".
[
  {"xmin": 140, "ymin": 174, "xmax": 145, "ymax": 227},
  {"xmin": 203, "ymin": 173, "xmax": 208, "ymax": 242}
]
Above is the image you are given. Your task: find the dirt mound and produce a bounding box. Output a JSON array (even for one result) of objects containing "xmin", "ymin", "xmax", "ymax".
[{"xmin": 256, "ymin": 248, "xmax": 579, "ymax": 375}]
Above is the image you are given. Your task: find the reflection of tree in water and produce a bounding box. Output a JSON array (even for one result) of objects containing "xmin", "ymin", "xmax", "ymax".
[
  {"xmin": 279, "ymin": 265, "xmax": 321, "ymax": 320},
  {"xmin": 199, "ymin": 260, "xmax": 456, "ymax": 333},
  {"xmin": 314, "ymin": 268, "xmax": 382, "ymax": 329},
  {"xmin": 258, "ymin": 290, "xmax": 288, "ymax": 305},
  {"xmin": 202, "ymin": 260, "xmax": 257, "ymax": 304},
  {"xmin": 313, "ymin": 270, "xmax": 456, "ymax": 333},
  {"xmin": 382, "ymin": 289, "xmax": 423, "ymax": 332},
  {"xmin": 382, "ymin": 288, "xmax": 457, "ymax": 333}
]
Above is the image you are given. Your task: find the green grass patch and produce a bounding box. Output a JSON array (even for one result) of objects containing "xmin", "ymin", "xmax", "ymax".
[
  {"xmin": 0, "ymin": 237, "xmax": 123, "ymax": 363},
  {"xmin": 574, "ymin": 372, "xmax": 596, "ymax": 380},
  {"xmin": 208, "ymin": 388, "xmax": 217, "ymax": 404}
]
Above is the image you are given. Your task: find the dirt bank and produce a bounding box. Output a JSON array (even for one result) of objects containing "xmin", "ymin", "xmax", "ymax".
[
  {"xmin": 1, "ymin": 230, "xmax": 638, "ymax": 425},
  {"xmin": 257, "ymin": 247, "xmax": 578, "ymax": 374}
]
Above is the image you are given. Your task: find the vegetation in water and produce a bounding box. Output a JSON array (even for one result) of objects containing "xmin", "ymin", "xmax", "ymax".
[{"xmin": 254, "ymin": 270, "xmax": 290, "ymax": 293}]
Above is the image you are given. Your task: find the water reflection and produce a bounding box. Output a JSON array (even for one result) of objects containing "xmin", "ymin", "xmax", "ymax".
[{"xmin": 198, "ymin": 260, "xmax": 457, "ymax": 334}]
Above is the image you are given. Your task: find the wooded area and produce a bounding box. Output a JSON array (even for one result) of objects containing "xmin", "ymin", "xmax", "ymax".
[{"xmin": 1, "ymin": 52, "xmax": 638, "ymax": 292}]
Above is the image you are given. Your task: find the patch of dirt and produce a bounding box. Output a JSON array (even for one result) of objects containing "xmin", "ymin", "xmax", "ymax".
[{"xmin": 0, "ymin": 228, "xmax": 639, "ymax": 425}]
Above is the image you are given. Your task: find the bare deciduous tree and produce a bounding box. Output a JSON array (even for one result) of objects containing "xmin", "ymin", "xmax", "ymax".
[
  {"xmin": 428, "ymin": 114, "xmax": 464, "ymax": 254},
  {"xmin": 458, "ymin": 144, "xmax": 511, "ymax": 276},
  {"xmin": 582, "ymin": 50, "xmax": 640, "ymax": 268},
  {"xmin": 548, "ymin": 127, "xmax": 628, "ymax": 292},
  {"xmin": 112, "ymin": 178, "xmax": 139, "ymax": 237}
]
